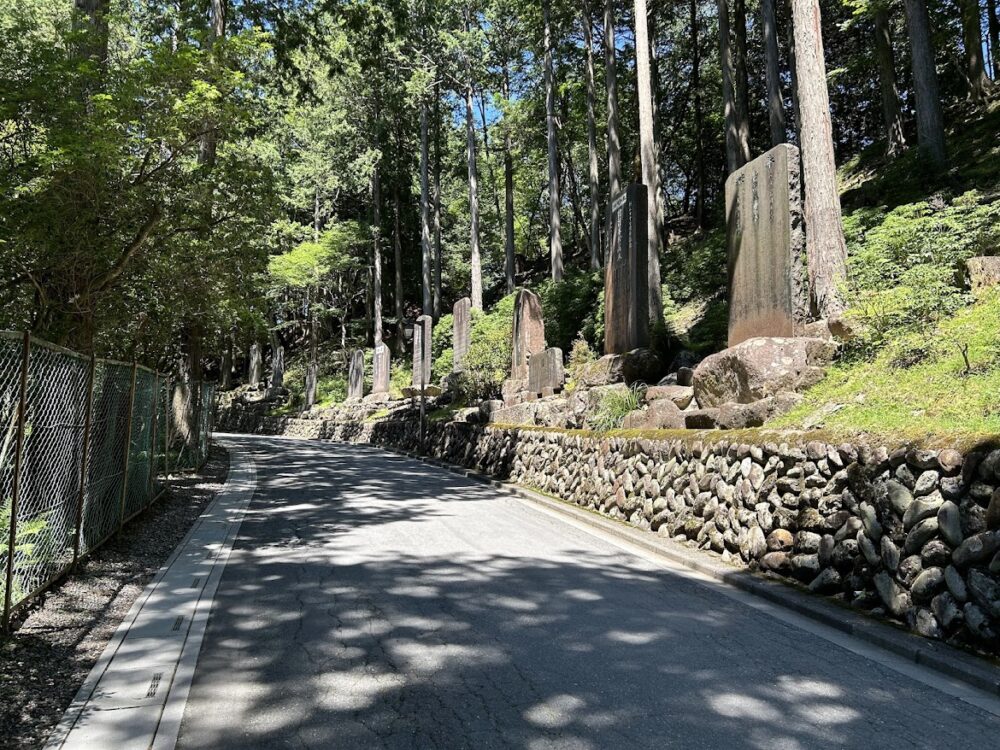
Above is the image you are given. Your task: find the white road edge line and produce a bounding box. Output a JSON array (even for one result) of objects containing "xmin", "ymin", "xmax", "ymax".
[
  {"xmin": 44, "ymin": 442, "xmax": 257, "ymax": 750},
  {"xmin": 514, "ymin": 490, "xmax": 1000, "ymax": 718}
]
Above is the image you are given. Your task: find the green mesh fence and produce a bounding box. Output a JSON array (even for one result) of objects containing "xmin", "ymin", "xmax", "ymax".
[{"xmin": 0, "ymin": 332, "xmax": 215, "ymax": 627}]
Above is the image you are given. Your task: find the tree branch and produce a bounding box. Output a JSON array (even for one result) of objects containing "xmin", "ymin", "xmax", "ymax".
[{"xmin": 93, "ymin": 205, "xmax": 163, "ymax": 294}]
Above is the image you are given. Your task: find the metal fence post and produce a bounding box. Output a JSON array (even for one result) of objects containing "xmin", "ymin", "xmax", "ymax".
[
  {"xmin": 165, "ymin": 375, "xmax": 172, "ymax": 476},
  {"xmin": 3, "ymin": 332, "xmax": 30, "ymax": 631},
  {"xmin": 118, "ymin": 362, "xmax": 138, "ymax": 532},
  {"xmin": 147, "ymin": 372, "xmax": 158, "ymax": 500},
  {"xmin": 72, "ymin": 355, "xmax": 97, "ymax": 565}
]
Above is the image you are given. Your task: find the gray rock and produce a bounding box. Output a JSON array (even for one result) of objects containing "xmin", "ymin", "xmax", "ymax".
[
  {"xmin": 920, "ymin": 539, "xmax": 951, "ymax": 568},
  {"xmin": 912, "ymin": 470, "xmax": 939, "ymax": 497},
  {"xmin": 952, "ymin": 530, "xmax": 1000, "ymax": 568},
  {"xmin": 760, "ymin": 551, "xmax": 791, "ymax": 572},
  {"xmin": 874, "ymin": 571, "xmax": 911, "ymax": 617},
  {"xmin": 830, "ymin": 539, "xmax": 858, "ymax": 571},
  {"xmin": 885, "ymin": 480, "xmax": 913, "ymax": 518},
  {"xmin": 795, "ymin": 531, "xmax": 822, "ymax": 553},
  {"xmin": 937, "ymin": 448, "xmax": 963, "ymax": 476},
  {"xmin": 691, "ymin": 337, "xmax": 835, "ymax": 408},
  {"xmin": 902, "ymin": 491, "xmax": 943, "ymax": 531},
  {"xmin": 808, "ymin": 567, "xmax": 842, "ymax": 593},
  {"xmin": 835, "ymin": 517, "xmax": 863, "ymax": 542},
  {"xmin": 859, "ymin": 502, "xmax": 882, "ymax": 542},
  {"xmin": 898, "ymin": 555, "xmax": 923, "ymax": 587},
  {"xmin": 857, "ymin": 531, "xmax": 880, "ymax": 566},
  {"xmin": 963, "ymin": 602, "xmax": 997, "ymax": 641},
  {"xmin": 644, "ymin": 385, "xmax": 694, "ymax": 410},
  {"xmin": 931, "ymin": 592, "xmax": 962, "ymax": 630},
  {"xmin": 818, "ymin": 535, "xmax": 835, "ymax": 567},
  {"xmin": 987, "ymin": 488, "xmax": 1000, "ymax": 531},
  {"xmin": 966, "ymin": 569, "xmax": 1000, "ymax": 618},
  {"xmin": 911, "ymin": 607, "xmax": 942, "ymax": 639},
  {"xmin": 744, "ymin": 525, "xmax": 767, "ymax": 559},
  {"xmin": 906, "ymin": 449, "xmax": 939, "ymax": 471},
  {"xmin": 937, "ymin": 501, "xmax": 963, "ymax": 548},
  {"xmin": 904, "ymin": 517, "xmax": 939, "ymax": 555},
  {"xmin": 791, "ymin": 553, "xmax": 821, "ymax": 577},
  {"xmin": 880, "ymin": 536, "xmax": 900, "ymax": 572},
  {"xmin": 944, "ymin": 565, "xmax": 968, "ymax": 602},
  {"xmin": 910, "ymin": 567, "xmax": 944, "ymax": 602},
  {"xmin": 940, "ymin": 476, "xmax": 965, "ymax": 500},
  {"xmin": 991, "ymin": 551, "xmax": 1000, "ymax": 575},
  {"xmin": 684, "ymin": 409, "xmax": 719, "ymax": 429}
]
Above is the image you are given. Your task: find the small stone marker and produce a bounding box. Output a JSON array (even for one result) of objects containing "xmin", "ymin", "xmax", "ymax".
[
  {"xmin": 348, "ymin": 349, "xmax": 365, "ymax": 400},
  {"xmin": 512, "ymin": 289, "xmax": 546, "ymax": 380},
  {"xmin": 453, "ymin": 297, "xmax": 472, "ymax": 372},
  {"xmin": 604, "ymin": 183, "xmax": 649, "ymax": 354},
  {"xmin": 372, "ymin": 342, "xmax": 390, "ymax": 394},
  {"xmin": 412, "ymin": 314, "xmax": 433, "ymax": 388},
  {"xmin": 248, "ymin": 343, "xmax": 262, "ymax": 386},
  {"xmin": 725, "ymin": 143, "xmax": 808, "ymax": 347},
  {"xmin": 528, "ymin": 347, "xmax": 565, "ymax": 397}
]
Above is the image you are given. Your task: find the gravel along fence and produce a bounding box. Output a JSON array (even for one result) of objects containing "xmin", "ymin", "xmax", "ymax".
[{"xmin": 0, "ymin": 331, "xmax": 215, "ymax": 630}]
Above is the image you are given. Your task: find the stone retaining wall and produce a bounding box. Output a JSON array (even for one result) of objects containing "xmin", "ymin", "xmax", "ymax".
[{"xmin": 218, "ymin": 407, "xmax": 1000, "ymax": 652}]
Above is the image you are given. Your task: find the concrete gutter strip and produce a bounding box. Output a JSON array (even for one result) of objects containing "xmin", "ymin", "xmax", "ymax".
[
  {"xmin": 382, "ymin": 446, "xmax": 1000, "ymax": 699},
  {"xmin": 44, "ymin": 444, "xmax": 256, "ymax": 750}
]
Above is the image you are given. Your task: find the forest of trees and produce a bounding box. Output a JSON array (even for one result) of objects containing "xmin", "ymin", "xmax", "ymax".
[{"xmin": 0, "ymin": 0, "xmax": 997, "ymax": 386}]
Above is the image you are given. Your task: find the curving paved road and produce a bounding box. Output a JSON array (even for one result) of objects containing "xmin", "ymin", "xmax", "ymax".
[{"xmin": 177, "ymin": 434, "xmax": 1000, "ymax": 749}]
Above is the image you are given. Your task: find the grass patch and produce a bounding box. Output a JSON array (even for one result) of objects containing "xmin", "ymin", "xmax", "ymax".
[{"xmin": 770, "ymin": 290, "xmax": 1000, "ymax": 441}]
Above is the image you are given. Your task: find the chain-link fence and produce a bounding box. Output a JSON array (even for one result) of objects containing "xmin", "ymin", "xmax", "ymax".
[{"xmin": 0, "ymin": 331, "xmax": 215, "ymax": 630}]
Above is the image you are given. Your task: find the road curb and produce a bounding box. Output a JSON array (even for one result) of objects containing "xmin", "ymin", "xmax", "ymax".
[{"xmin": 382, "ymin": 445, "xmax": 1000, "ymax": 699}]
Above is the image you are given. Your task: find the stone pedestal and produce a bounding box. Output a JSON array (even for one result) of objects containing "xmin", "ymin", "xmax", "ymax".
[
  {"xmin": 512, "ymin": 289, "xmax": 546, "ymax": 380},
  {"xmin": 372, "ymin": 343, "xmax": 390, "ymax": 395},
  {"xmin": 604, "ymin": 183, "xmax": 649, "ymax": 354},
  {"xmin": 726, "ymin": 144, "xmax": 808, "ymax": 347},
  {"xmin": 412, "ymin": 314, "xmax": 433, "ymax": 388},
  {"xmin": 453, "ymin": 297, "xmax": 472, "ymax": 372},
  {"xmin": 347, "ymin": 349, "xmax": 365, "ymax": 400}
]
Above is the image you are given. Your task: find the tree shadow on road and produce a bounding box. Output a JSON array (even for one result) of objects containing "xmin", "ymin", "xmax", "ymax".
[{"xmin": 178, "ymin": 438, "xmax": 991, "ymax": 750}]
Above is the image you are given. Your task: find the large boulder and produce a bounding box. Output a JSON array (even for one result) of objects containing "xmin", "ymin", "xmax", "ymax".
[
  {"xmin": 622, "ymin": 399, "xmax": 686, "ymax": 430},
  {"xmin": 965, "ymin": 256, "xmax": 1000, "ymax": 293},
  {"xmin": 577, "ymin": 355, "xmax": 623, "ymax": 387},
  {"xmin": 692, "ymin": 337, "xmax": 836, "ymax": 408},
  {"xmin": 577, "ymin": 349, "xmax": 662, "ymax": 387}
]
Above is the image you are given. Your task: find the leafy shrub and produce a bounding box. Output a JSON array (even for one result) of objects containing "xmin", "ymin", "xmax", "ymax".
[
  {"xmin": 588, "ymin": 384, "xmax": 644, "ymax": 432},
  {"xmin": 449, "ymin": 293, "xmax": 516, "ymax": 401},
  {"xmin": 537, "ymin": 270, "xmax": 604, "ymax": 352}
]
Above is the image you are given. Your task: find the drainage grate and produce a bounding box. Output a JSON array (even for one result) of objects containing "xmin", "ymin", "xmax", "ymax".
[
  {"xmin": 146, "ymin": 672, "xmax": 163, "ymax": 698},
  {"xmin": 171, "ymin": 615, "xmax": 184, "ymax": 632}
]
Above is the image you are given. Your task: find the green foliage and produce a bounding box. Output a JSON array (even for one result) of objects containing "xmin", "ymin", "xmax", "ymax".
[
  {"xmin": 268, "ymin": 222, "xmax": 366, "ymax": 290},
  {"xmin": 566, "ymin": 335, "xmax": 597, "ymax": 388},
  {"xmin": 449, "ymin": 294, "xmax": 516, "ymax": 401},
  {"xmin": 588, "ymin": 384, "xmax": 644, "ymax": 433},
  {"xmin": 536, "ymin": 271, "xmax": 604, "ymax": 353},
  {"xmin": 843, "ymin": 191, "xmax": 999, "ymax": 355}
]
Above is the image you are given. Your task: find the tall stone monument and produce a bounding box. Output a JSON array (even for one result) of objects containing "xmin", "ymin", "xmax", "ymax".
[
  {"xmin": 511, "ymin": 289, "xmax": 546, "ymax": 381},
  {"xmin": 248, "ymin": 343, "xmax": 262, "ymax": 387},
  {"xmin": 725, "ymin": 143, "xmax": 808, "ymax": 347},
  {"xmin": 412, "ymin": 314, "xmax": 433, "ymax": 388},
  {"xmin": 372, "ymin": 342, "xmax": 391, "ymax": 395},
  {"xmin": 604, "ymin": 183, "xmax": 649, "ymax": 354},
  {"xmin": 269, "ymin": 333, "xmax": 284, "ymax": 390},
  {"xmin": 453, "ymin": 297, "xmax": 472, "ymax": 372},
  {"xmin": 347, "ymin": 349, "xmax": 365, "ymax": 400}
]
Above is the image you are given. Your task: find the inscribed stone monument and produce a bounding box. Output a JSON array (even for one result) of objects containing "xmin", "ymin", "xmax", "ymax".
[
  {"xmin": 372, "ymin": 342, "xmax": 390, "ymax": 394},
  {"xmin": 511, "ymin": 289, "xmax": 546, "ymax": 381},
  {"xmin": 248, "ymin": 343, "xmax": 262, "ymax": 386},
  {"xmin": 348, "ymin": 349, "xmax": 365, "ymax": 400},
  {"xmin": 527, "ymin": 347, "xmax": 565, "ymax": 397},
  {"xmin": 412, "ymin": 314, "xmax": 433, "ymax": 388},
  {"xmin": 604, "ymin": 183, "xmax": 649, "ymax": 354},
  {"xmin": 725, "ymin": 143, "xmax": 808, "ymax": 347},
  {"xmin": 453, "ymin": 297, "xmax": 472, "ymax": 372}
]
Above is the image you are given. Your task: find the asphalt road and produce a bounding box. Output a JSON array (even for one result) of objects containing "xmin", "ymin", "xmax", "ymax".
[{"xmin": 177, "ymin": 434, "xmax": 1000, "ymax": 749}]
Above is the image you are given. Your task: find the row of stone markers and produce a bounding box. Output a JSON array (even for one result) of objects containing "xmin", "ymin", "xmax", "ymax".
[{"xmin": 230, "ymin": 144, "xmax": 832, "ymax": 431}]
